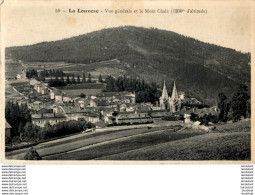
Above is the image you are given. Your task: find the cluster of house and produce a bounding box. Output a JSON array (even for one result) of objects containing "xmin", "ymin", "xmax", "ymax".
[
  {"xmin": 32, "ymin": 89, "xmax": 153, "ymax": 127},
  {"xmin": 29, "ymin": 80, "xmax": 186, "ymax": 128},
  {"xmin": 11, "ymin": 78, "xmax": 189, "ymax": 130},
  {"xmin": 6, "ymin": 75, "xmax": 219, "ymax": 140}
]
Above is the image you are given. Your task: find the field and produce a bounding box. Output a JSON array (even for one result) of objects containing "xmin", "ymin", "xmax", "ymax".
[
  {"xmin": 44, "ymin": 129, "xmax": 205, "ymax": 160},
  {"xmin": 97, "ymin": 131, "xmax": 250, "ymax": 160},
  {"xmin": 6, "ymin": 126, "xmax": 178, "ymax": 160},
  {"xmin": 215, "ymin": 120, "xmax": 251, "ymax": 132},
  {"xmin": 5, "ymin": 81, "xmax": 29, "ymax": 101},
  {"xmin": 24, "ymin": 59, "xmax": 126, "ymax": 78},
  {"xmin": 5, "ymin": 120, "xmax": 251, "ymax": 161},
  {"xmin": 24, "ymin": 61, "xmax": 69, "ymax": 70},
  {"xmin": 5, "ymin": 62, "xmax": 24, "ymax": 79}
]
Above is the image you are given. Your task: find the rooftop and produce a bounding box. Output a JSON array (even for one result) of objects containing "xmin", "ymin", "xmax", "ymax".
[
  {"xmin": 32, "ymin": 114, "xmax": 66, "ymax": 119},
  {"xmin": 61, "ymin": 105, "xmax": 91, "ymax": 114},
  {"xmin": 97, "ymin": 91, "xmax": 135, "ymax": 98}
]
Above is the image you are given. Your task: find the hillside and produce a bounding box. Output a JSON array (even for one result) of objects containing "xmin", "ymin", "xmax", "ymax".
[{"xmin": 6, "ymin": 26, "xmax": 251, "ymax": 104}]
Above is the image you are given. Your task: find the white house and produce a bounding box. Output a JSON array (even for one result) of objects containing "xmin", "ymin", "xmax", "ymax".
[{"xmin": 16, "ymin": 74, "xmax": 22, "ymax": 79}]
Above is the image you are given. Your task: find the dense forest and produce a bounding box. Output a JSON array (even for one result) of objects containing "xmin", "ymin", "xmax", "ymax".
[
  {"xmin": 105, "ymin": 76, "xmax": 160, "ymax": 104},
  {"xmin": 5, "ymin": 101, "xmax": 31, "ymax": 144},
  {"xmin": 6, "ymin": 26, "xmax": 251, "ymax": 104}
]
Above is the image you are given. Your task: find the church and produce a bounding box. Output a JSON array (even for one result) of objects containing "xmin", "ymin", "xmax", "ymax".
[{"xmin": 159, "ymin": 81, "xmax": 181, "ymax": 112}]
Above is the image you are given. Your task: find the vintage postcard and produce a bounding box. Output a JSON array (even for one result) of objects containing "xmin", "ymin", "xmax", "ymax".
[{"xmin": 1, "ymin": 0, "xmax": 254, "ymax": 163}]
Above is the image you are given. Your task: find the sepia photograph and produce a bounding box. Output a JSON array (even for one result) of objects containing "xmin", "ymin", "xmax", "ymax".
[{"xmin": 1, "ymin": 1, "xmax": 254, "ymax": 162}]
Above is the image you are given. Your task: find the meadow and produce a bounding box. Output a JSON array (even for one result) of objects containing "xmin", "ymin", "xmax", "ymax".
[
  {"xmin": 44, "ymin": 129, "xmax": 206, "ymax": 160},
  {"xmin": 98, "ymin": 131, "xmax": 250, "ymax": 161},
  {"xmin": 24, "ymin": 59, "xmax": 125, "ymax": 78},
  {"xmin": 6, "ymin": 126, "xmax": 176, "ymax": 160},
  {"xmin": 5, "ymin": 62, "xmax": 24, "ymax": 78},
  {"xmin": 6, "ymin": 120, "xmax": 251, "ymax": 161}
]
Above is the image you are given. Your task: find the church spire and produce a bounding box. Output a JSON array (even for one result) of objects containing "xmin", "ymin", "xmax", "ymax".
[
  {"xmin": 161, "ymin": 80, "xmax": 169, "ymax": 99},
  {"xmin": 171, "ymin": 81, "xmax": 178, "ymax": 100}
]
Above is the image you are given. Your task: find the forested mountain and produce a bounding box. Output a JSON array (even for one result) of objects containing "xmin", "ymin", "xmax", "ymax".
[{"xmin": 6, "ymin": 26, "xmax": 250, "ymax": 104}]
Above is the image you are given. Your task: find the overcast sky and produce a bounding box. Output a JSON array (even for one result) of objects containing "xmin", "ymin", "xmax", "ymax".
[{"xmin": 2, "ymin": 1, "xmax": 252, "ymax": 52}]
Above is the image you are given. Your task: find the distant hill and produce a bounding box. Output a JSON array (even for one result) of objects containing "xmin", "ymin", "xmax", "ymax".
[{"xmin": 6, "ymin": 26, "xmax": 251, "ymax": 104}]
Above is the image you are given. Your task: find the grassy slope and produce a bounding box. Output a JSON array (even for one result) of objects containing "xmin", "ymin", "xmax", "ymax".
[
  {"xmin": 6, "ymin": 126, "xmax": 174, "ymax": 160},
  {"xmin": 97, "ymin": 132, "xmax": 250, "ymax": 160},
  {"xmin": 6, "ymin": 120, "xmax": 251, "ymax": 161},
  {"xmin": 44, "ymin": 130, "xmax": 205, "ymax": 160}
]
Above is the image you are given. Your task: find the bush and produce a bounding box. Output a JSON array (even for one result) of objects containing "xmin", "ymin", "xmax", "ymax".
[{"xmin": 24, "ymin": 147, "xmax": 42, "ymax": 160}]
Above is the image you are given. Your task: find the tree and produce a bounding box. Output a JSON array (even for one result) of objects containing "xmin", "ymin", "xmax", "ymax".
[
  {"xmin": 80, "ymin": 93, "xmax": 86, "ymax": 98},
  {"xmin": 60, "ymin": 73, "xmax": 64, "ymax": 84},
  {"xmin": 55, "ymin": 75, "xmax": 58, "ymax": 82},
  {"xmin": 231, "ymin": 84, "xmax": 250, "ymax": 122},
  {"xmin": 88, "ymin": 73, "xmax": 92, "ymax": 83},
  {"xmin": 71, "ymin": 74, "xmax": 76, "ymax": 84},
  {"xmin": 190, "ymin": 113, "xmax": 199, "ymax": 121},
  {"xmin": 24, "ymin": 147, "xmax": 42, "ymax": 160},
  {"xmin": 18, "ymin": 122, "xmax": 24, "ymax": 140},
  {"xmin": 77, "ymin": 75, "xmax": 81, "ymax": 84},
  {"xmin": 218, "ymin": 92, "xmax": 230, "ymax": 122},
  {"xmin": 21, "ymin": 104, "xmax": 31, "ymax": 124},
  {"xmin": 26, "ymin": 69, "xmax": 38, "ymax": 78},
  {"xmin": 5, "ymin": 101, "xmax": 32, "ymax": 140},
  {"xmin": 23, "ymin": 122, "xmax": 34, "ymax": 142},
  {"xmin": 104, "ymin": 76, "xmax": 160, "ymax": 104},
  {"xmin": 49, "ymin": 77, "xmax": 53, "ymax": 86},
  {"xmin": 112, "ymin": 111, "xmax": 118, "ymax": 117},
  {"xmin": 99, "ymin": 74, "xmax": 103, "ymax": 82},
  {"xmin": 66, "ymin": 75, "xmax": 70, "ymax": 84},
  {"xmin": 82, "ymin": 72, "xmax": 86, "ymax": 83},
  {"xmin": 112, "ymin": 111, "xmax": 118, "ymax": 124}
]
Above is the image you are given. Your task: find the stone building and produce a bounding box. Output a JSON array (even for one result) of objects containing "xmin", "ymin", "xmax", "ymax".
[
  {"xmin": 32, "ymin": 113, "xmax": 67, "ymax": 127},
  {"xmin": 116, "ymin": 111, "xmax": 152, "ymax": 125},
  {"xmin": 159, "ymin": 81, "xmax": 181, "ymax": 112}
]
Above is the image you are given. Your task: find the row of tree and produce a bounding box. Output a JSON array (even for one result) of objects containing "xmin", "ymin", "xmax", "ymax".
[
  {"xmin": 48, "ymin": 73, "xmax": 94, "ymax": 87},
  {"xmin": 48, "ymin": 76, "xmax": 67, "ymax": 87},
  {"xmin": 39, "ymin": 69, "xmax": 66, "ymax": 77},
  {"xmin": 26, "ymin": 69, "xmax": 102, "ymax": 86},
  {"xmin": 26, "ymin": 69, "xmax": 38, "ymax": 78},
  {"xmin": 26, "ymin": 69, "xmax": 67, "ymax": 79}
]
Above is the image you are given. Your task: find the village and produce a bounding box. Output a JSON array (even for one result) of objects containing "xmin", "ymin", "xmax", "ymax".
[
  {"xmin": 5, "ymin": 59, "xmax": 218, "ymax": 143},
  {"xmin": 5, "ymin": 58, "xmax": 251, "ymax": 161}
]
